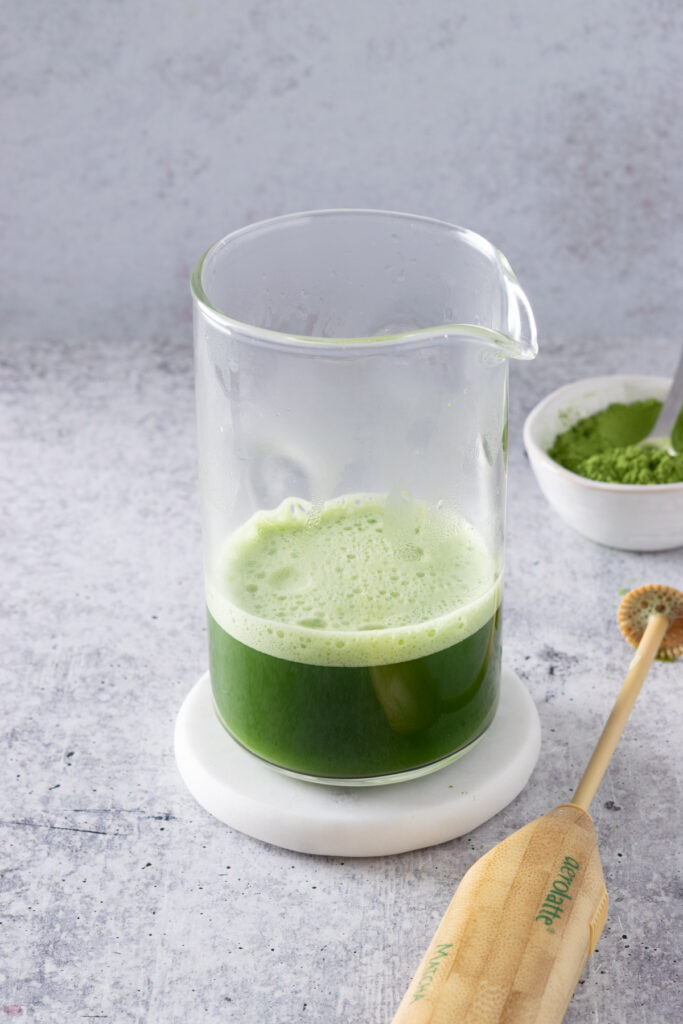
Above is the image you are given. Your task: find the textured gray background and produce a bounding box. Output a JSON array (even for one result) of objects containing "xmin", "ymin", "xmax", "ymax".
[
  {"xmin": 2, "ymin": 2, "xmax": 683, "ymax": 1023},
  {"xmin": 3, "ymin": 0, "xmax": 683, "ymax": 344}
]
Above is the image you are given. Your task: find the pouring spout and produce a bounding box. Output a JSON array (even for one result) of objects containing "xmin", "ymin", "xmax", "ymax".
[
  {"xmin": 437, "ymin": 319, "xmax": 538, "ymax": 361},
  {"xmin": 373, "ymin": 242, "xmax": 537, "ymax": 358},
  {"xmin": 493, "ymin": 249, "xmax": 538, "ymax": 360},
  {"xmin": 374, "ymin": 246, "xmax": 537, "ymax": 359},
  {"xmin": 427, "ymin": 239, "xmax": 537, "ymax": 360}
]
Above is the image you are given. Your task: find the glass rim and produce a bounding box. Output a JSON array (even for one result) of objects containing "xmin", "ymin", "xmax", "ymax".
[{"xmin": 190, "ymin": 207, "xmax": 534, "ymax": 354}]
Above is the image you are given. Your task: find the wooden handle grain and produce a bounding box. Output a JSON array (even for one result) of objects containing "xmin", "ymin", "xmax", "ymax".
[
  {"xmin": 391, "ymin": 806, "xmax": 607, "ymax": 1024},
  {"xmin": 572, "ymin": 612, "xmax": 669, "ymax": 811}
]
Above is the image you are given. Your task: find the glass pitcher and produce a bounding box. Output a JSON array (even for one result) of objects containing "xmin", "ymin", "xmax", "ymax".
[{"xmin": 192, "ymin": 210, "xmax": 537, "ymax": 785}]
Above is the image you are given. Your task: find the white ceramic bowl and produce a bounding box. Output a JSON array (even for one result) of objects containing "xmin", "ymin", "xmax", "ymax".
[{"xmin": 523, "ymin": 375, "xmax": 683, "ymax": 551}]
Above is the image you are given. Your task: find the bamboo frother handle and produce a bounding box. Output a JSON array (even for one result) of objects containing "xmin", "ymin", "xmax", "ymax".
[
  {"xmin": 390, "ymin": 589, "xmax": 681, "ymax": 1024},
  {"xmin": 571, "ymin": 612, "xmax": 669, "ymax": 812}
]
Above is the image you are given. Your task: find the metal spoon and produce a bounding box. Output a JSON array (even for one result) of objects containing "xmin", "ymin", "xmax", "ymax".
[{"xmin": 639, "ymin": 344, "xmax": 683, "ymax": 454}]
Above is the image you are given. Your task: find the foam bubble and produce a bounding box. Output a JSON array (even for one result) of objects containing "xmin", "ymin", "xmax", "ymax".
[{"xmin": 206, "ymin": 494, "xmax": 501, "ymax": 668}]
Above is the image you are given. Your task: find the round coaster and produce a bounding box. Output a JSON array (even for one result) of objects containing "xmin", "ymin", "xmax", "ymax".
[{"xmin": 174, "ymin": 666, "xmax": 540, "ymax": 857}]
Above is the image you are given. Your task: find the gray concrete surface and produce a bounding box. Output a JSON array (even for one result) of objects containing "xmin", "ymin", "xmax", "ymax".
[
  {"xmin": 1, "ymin": 333, "xmax": 681, "ymax": 1022},
  {"xmin": 4, "ymin": 0, "xmax": 683, "ymax": 346}
]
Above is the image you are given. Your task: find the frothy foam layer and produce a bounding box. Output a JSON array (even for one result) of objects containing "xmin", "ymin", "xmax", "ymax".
[{"xmin": 206, "ymin": 494, "xmax": 500, "ymax": 667}]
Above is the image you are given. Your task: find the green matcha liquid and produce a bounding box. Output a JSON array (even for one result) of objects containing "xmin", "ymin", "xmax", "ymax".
[{"xmin": 206, "ymin": 494, "xmax": 502, "ymax": 781}]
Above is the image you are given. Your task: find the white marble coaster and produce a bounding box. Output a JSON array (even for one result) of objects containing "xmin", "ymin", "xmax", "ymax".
[{"xmin": 174, "ymin": 666, "xmax": 540, "ymax": 857}]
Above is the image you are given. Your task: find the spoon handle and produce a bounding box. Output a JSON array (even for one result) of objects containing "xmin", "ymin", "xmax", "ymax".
[{"xmin": 645, "ymin": 344, "xmax": 683, "ymax": 442}]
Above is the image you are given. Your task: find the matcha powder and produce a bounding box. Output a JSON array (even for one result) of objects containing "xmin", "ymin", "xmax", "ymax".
[{"xmin": 548, "ymin": 398, "xmax": 683, "ymax": 485}]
